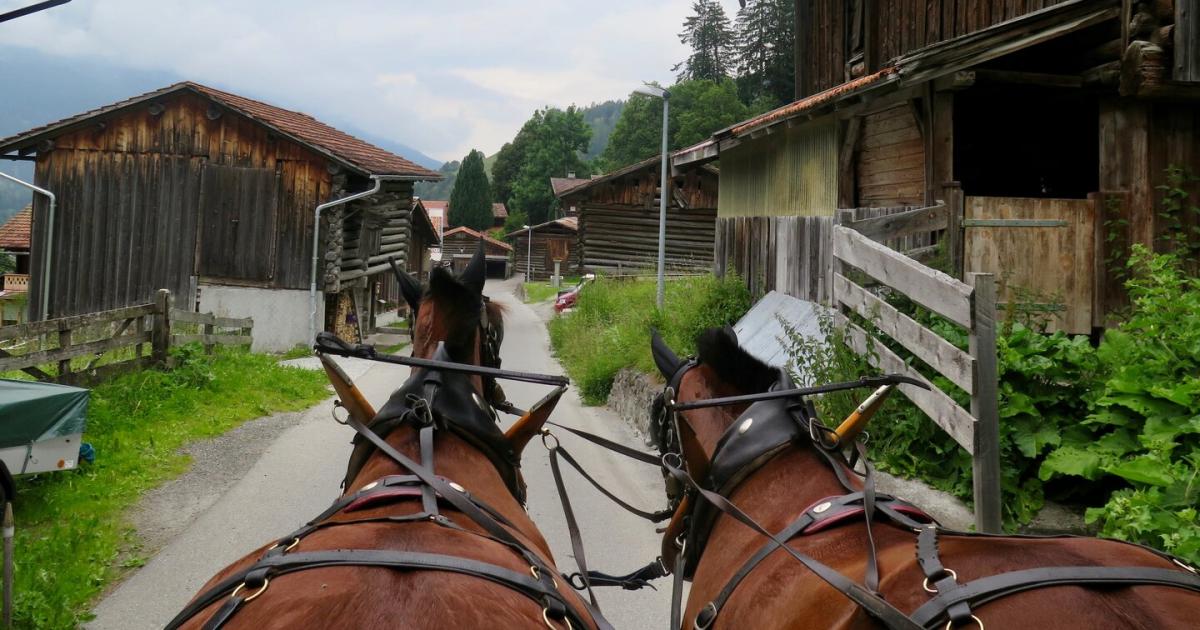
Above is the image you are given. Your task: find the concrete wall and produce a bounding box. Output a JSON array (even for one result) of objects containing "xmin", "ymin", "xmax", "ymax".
[{"xmin": 198, "ymin": 284, "xmax": 317, "ymax": 353}]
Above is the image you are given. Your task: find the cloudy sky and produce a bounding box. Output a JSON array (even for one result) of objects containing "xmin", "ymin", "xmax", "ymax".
[{"xmin": 0, "ymin": 0, "xmax": 744, "ymax": 163}]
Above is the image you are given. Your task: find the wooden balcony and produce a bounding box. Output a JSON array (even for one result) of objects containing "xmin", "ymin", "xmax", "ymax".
[{"xmin": 2, "ymin": 273, "xmax": 29, "ymax": 293}]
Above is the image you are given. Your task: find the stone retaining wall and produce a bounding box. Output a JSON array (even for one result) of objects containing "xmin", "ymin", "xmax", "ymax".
[{"xmin": 607, "ymin": 368, "xmax": 661, "ymax": 437}]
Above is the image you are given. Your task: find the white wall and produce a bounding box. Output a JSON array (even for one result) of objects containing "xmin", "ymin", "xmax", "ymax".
[{"xmin": 197, "ymin": 285, "xmax": 317, "ymax": 353}]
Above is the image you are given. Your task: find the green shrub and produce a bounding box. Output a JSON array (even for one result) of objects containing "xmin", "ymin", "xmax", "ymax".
[
  {"xmin": 549, "ymin": 275, "xmax": 751, "ymax": 404},
  {"xmin": 782, "ymin": 246, "xmax": 1200, "ymax": 561}
]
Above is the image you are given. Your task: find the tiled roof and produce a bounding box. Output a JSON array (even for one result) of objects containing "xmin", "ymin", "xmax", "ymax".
[
  {"xmin": 492, "ymin": 203, "xmax": 508, "ymax": 219},
  {"xmin": 726, "ymin": 68, "xmax": 897, "ymax": 138},
  {"xmin": 550, "ymin": 177, "xmax": 590, "ymax": 197},
  {"xmin": 442, "ymin": 226, "xmax": 513, "ymax": 251},
  {"xmin": 0, "ymin": 205, "xmax": 32, "ymax": 250},
  {"xmin": 0, "ymin": 81, "xmax": 441, "ymax": 179}
]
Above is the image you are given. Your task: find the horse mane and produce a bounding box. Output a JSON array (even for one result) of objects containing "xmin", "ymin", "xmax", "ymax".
[
  {"xmin": 696, "ymin": 326, "xmax": 777, "ymax": 394},
  {"xmin": 426, "ymin": 266, "xmax": 486, "ymax": 361}
]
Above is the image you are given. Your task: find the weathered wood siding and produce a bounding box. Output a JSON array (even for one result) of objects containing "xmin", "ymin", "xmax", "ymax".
[
  {"xmin": 26, "ymin": 91, "xmax": 335, "ymax": 317},
  {"xmin": 964, "ymin": 196, "xmax": 1095, "ymax": 334},
  {"xmin": 718, "ymin": 118, "xmax": 838, "ymax": 218},
  {"xmin": 714, "ymin": 216, "xmax": 835, "ymax": 302},
  {"xmin": 442, "ymin": 231, "xmax": 511, "ymax": 259},
  {"xmin": 857, "ymin": 104, "xmax": 926, "ymax": 206},
  {"xmin": 513, "ymin": 226, "xmax": 581, "ymax": 281},
  {"xmin": 337, "ymin": 183, "xmax": 416, "ymax": 285},
  {"xmin": 29, "ymin": 153, "xmax": 203, "ymax": 316},
  {"xmin": 798, "ymin": 0, "xmax": 1074, "ymax": 95},
  {"xmin": 580, "ymin": 205, "xmax": 715, "ymax": 273}
]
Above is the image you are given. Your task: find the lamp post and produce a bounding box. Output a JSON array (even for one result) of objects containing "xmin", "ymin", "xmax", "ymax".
[
  {"xmin": 633, "ymin": 84, "xmax": 670, "ymax": 309},
  {"xmin": 522, "ymin": 224, "xmax": 533, "ymax": 281}
]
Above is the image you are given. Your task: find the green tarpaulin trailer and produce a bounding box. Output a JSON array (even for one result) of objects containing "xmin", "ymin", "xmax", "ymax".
[{"xmin": 0, "ymin": 379, "xmax": 89, "ymax": 490}]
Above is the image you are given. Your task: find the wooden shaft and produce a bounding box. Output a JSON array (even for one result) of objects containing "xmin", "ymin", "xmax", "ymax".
[
  {"xmin": 319, "ymin": 353, "xmax": 377, "ymax": 423},
  {"xmin": 833, "ymin": 385, "xmax": 894, "ymax": 444}
]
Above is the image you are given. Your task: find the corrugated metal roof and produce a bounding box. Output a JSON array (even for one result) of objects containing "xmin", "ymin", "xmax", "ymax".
[
  {"xmin": 0, "ymin": 81, "xmax": 441, "ymax": 179},
  {"xmin": 733, "ymin": 290, "xmax": 830, "ymax": 384},
  {"xmin": 0, "ymin": 205, "xmax": 32, "ymax": 250}
]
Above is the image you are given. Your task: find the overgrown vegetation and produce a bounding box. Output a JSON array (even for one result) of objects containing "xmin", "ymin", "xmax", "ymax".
[
  {"xmin": 12, "ymin": 346, "xmax": 328, "ymax": 629},
  {"xmin": 783, "ymin": 246, "xmax": 1200, "ymax": 562},
  {"xmin": 549, "ymin": 275, "xmax": 751, "ymax": 404},
  {"xmin": 523, "ymin": 277, "xmax": 582, "ymax": 304}
]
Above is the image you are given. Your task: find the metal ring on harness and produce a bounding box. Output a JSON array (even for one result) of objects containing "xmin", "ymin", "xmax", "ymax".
[
  {"xmin": 541, "ymin": 429, "xmax": 560, "ymax": 451},
  {"xmin": 945, "ymin": 614, "xmax": 983, "ymax": 630},
  {"xmin": 543, "ymin": 607, "xmax": 573, "ymax": 630},
  {"xmin": 231, "ymin": 578, "xmax": 270, "ymax": 602},
  {"xmin": 923, "ymin": 568, "xmax": 958, "ymax": 593},
  {"xmin": 331, "ymin": 401, "xmax": 350, "ymax": 425}
]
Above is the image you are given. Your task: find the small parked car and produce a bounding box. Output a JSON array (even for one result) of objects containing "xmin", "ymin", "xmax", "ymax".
[{"xmin": 554, "ymin": 274, "xmax": 595, "ymax": 313}]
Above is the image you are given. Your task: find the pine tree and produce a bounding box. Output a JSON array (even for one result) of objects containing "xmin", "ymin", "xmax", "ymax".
[
  {"xmin": 733, "ymin": 0, "xmax": 794, "ymax": 106},
  {"xmin": 675, "ymin": 0, "xmax": 735, "ymax": 82},
  {"xmin": 448, "ymin": 149, "xmax": 493, "ymax": 231}
]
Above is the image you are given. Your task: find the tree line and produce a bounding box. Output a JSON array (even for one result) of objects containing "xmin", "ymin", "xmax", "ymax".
[{"xmin": 440, "ymin": 0, "xmax": 794, "ymax": 235}]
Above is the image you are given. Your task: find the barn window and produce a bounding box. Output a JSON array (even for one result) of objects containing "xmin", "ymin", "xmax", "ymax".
[{"xmin": 954, "ymin": 85, "xmax": 1098, "ymax": 199}]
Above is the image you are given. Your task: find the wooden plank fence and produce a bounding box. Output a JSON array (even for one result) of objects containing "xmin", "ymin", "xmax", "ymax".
[
  {"xmin": 831, "ymin": 225, "xmax": 1001, "ymax": 533},
  {"xmin": 0, "ymin": 289, "xmax": 253, "ymax": 384}
]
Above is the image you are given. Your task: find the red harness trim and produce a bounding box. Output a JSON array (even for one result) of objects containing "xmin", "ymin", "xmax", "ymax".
[
  {"xmin": 343, "ymin": 475, "xmax": 456, "ymax": 512},
  {"xmin": 799, "ymin": 495, "xmax": 934, "ymax": 536}
]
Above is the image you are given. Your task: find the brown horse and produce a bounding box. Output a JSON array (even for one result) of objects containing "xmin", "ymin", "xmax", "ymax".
[
  {"xmin": 168, "ymin": 249, "xmax": 601, "ymax": 630},
  {"xmin": 650, "ymin": 326, "xmax": 1200, "ymax": 630}
]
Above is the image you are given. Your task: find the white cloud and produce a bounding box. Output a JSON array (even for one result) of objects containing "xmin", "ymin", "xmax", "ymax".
[{"xmin": 0, "ymin": 0, "xmax": 745, "ymax": 162}]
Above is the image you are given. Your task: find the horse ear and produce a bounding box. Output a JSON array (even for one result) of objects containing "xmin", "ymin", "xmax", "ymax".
[
  {"xmin": 651, "ymin": 327, "xmax": 683, "ymax": 380},
  {"xmin": 392, "ymin": 260, "xmax": 423, "ymax": 313},
  {"xmin": 504, "ymin": 386, "xmax": 566, "ymax": 458},
  {"xmin": 461, "ymin": 242, "xmax": 487, "ymax": 295}
]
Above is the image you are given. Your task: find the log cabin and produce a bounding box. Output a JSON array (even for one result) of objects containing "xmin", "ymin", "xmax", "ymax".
[
  {"xmin": 554, "ymin": 157, "xmax": 719, "ymax": 275},
  {"xmin": 675, "ymin": 0, "xmax": 1200, "ymax": 334},
  {"xmin": 0, "ymin": 81, "xmax": 440, "ymax": 349},
  {"xmin": 508, "ymin": 217, "xmax": 581, "ymax": 281},
  {"xmin": 440, "ymin": 226, "xmax": 513, "ymax": 278}
]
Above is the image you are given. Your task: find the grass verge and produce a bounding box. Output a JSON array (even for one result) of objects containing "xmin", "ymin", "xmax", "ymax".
[
  {"xmin": 548, "ymin": 275, "xmax": 751, "ymax": 404},
  {"xmin": 10, "ymin": 345, "xmax": 328, "ymax": 629},
  {"xmin": 523, "ymin": 276, "xmax": 581, "ymax": 304}
]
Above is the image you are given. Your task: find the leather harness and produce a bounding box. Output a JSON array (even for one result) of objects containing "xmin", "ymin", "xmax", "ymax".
[
  {"xmin": 652, "ymin": 365, "xmax": 1200, "ymax": 630},
  {"xmin": 166, "ymin": 333, "xmax": 610, "ymax": 630}
]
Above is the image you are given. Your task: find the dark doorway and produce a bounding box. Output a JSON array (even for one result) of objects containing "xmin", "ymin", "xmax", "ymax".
[{"xmin": 955, "ymin": 86, "xmax": 1098, "ymax": 199}]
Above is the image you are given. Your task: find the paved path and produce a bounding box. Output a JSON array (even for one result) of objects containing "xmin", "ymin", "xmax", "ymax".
[{"xmin": 89, "ymin": 277, "xmax": 671, "ymax": 629}]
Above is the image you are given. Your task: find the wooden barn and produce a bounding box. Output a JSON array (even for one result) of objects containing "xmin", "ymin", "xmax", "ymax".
[
  {"xmin": 675, "ymin": 0, "xmax": 1200, "ymax": 333},
  {"xmin": 508, "ymin": 217, "xmax": 581, "ymax": 281},
  {"xmin": 0, "ymin": 81, "xmax": 440, "ymax": 349},
  {"xmin": 554, "ymin": 157, "xmax": 719, "ymax": 275},
  {"xmin": 440, "ymin": 226, "xmax": 513, "ymax": 278}
]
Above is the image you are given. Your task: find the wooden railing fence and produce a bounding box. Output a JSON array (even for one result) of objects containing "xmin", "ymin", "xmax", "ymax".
[
  {"xmin": 831, "ymin": 225, "xmax": 1001, "ymax": 533},
  {"xmin": 0, "ymin": 289, "xmax": 253, "ymax": 384}
]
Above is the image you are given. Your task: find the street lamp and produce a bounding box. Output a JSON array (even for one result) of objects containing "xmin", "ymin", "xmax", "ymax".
[
  {"xmin": 522, "ymin": 224, "xmax": 533, "ymax": 281},
  {"xmin": 633, "ymin": 84, "xmax": 670, "ymax": 309}
]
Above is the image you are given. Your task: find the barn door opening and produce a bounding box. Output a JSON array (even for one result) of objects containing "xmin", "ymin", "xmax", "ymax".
[{"xmin": 197, "ymin": 164, "xmax": 280, "ymax": 281}]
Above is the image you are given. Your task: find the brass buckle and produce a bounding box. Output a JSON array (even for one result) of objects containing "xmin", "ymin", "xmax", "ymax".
[
  {"xmin": 945, "ymin": 614, "xmax": 983, "ymax": 630},
  {"xmin": 269, "ymin": 537, "xmax": 300, "ymax": 553},
  {"xmin": 231, "ymin": 577, "xmax": 270, "ymax": 602},
  {"xmin": 542, "ymin": 607, "xmax": 573, "ymax": 630},
  {"xmin": 923, "ymin": 568, "xmax": 957, "ymax": 593}
]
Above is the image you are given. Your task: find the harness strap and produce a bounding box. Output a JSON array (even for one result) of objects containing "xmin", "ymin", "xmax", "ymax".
[
  {"xmin": 167, "ymin": 550, "xmax": 592, "ymax": 630},
  {"xmin": 547, "ymin": 421, "xmax": 665, "ymax": 467},
  {"xmin": 662, "ymin": 456, "xmax": 924, "ymax": 630},
  {"xmin": 670, "ymin": 545, "xmax": 687, "ymax": 630},
  {"xmin": 692, "ymin": 492, "xmax": 934, "ymax": 629},
  {"xmin": 569, "ymin": 558, "xmax": 669, "ymax": 591},
  {"xmin": 916, "ymin": 526, "xmax": 973, "ymax": 625},
  {"xmin": 911, "ymin": 566, "xmax": 1200, "ymax": 628},
  {"xmin": 547, "ymin": 442, "xmax": 600, "ymax": 610},
  {"xmin": 551, "ymin": 443, "xmax": 674, "ymax": 522}
]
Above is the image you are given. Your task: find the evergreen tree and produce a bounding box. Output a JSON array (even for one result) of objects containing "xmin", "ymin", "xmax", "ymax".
[
  {"xmin": 675, "ymin": 0, "xmax": 735, "ymax": 82},
  {"xmin": 733, "ymin": 0, "xmax": 794, "ymax": 107},
  {"xmin": 448, "ymin": 149, "xmax": 493, "ymax": 231}
]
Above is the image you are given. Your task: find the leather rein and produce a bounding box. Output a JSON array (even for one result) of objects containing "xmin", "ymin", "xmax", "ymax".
[{"xmin": 167, "ymin": 333, "xmax": 612, "ymax": 630}]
